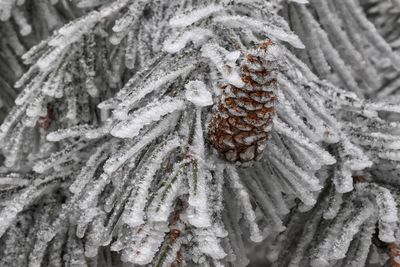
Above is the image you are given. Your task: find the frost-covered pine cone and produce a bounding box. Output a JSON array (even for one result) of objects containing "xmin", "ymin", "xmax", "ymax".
[{"xmin": 209, "ymin": 39, "xmax": 278, "ymax": 163}]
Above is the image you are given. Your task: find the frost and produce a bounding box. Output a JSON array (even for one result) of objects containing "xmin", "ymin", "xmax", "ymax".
[
  {"xmin": 0, "ymin": 0, "xmax": 13, "ymax": 21},
  {"xmin": 330, "ymin": 200, "xmax": 374, "ymax": 260},
  {"xmin": 47, "ymin": 125, "xmax": 94, "ymax": 142},
  {"xmin": 225, "ymin": 50, "xmax": 241, "ymax": 62},
  {"xmin": 147, "ymin": 163, "xmax": 185, "ymax": 222},
  {"xmin": 163, "ymin": 28, "xmax": 213, "ymax": 53},
  {"xmin": 169, "ymin": 4, "xmax": 224, "ymax": 27},
  {"xmin": 69, "ymin": 143, "xmax": 110, "ymax": 194},
  {"xmin": 226, "ymin": 166, "xmax": 262, "ymax": 242},
  {"xmin": 1, "ymin": 0, "xmax": 400, "ymax": 266},
  {"xmin": 110, "ymin": 65, "xmax": 194, "ymax": 120},
  {"xmin": 184, "ymin": 80, "xmax": 213, "ymax": 107},
  {"xmin": 111, "ymin": 97, "xmax": 185, "ymax": 139},
  {"xmin": 213, "ymin": 15, "xmax": 305, "ymax": 49},
  {"xmin": 274, "ymin": 119, "xmax": 336, "ymax": 166},
  {"xmin": 356, "ymin": 183, "xmax": 398, "ymax": 223},
  {"xmin": 289, "ymin": 0, "xmax": 309, "ymax": 3},
  {"xmin": 122, "ymin": 136, "xmax": 181, "ymax": 227},
  {"xmin": 201, "ymin": 43, "xmax": 245, "ymax": 87},
  {"xmin": 194, "ymin": 228, "xmax": 227, "ymax": 259},
  {"xmin": 120, "ymin": 222, "xmax": 169, "ymax": 265},
  {"xmin": 0, "ymin": 187, "xmax": 35, "ymax": 237},
  {"xmin": 187, "ymin": 109, "xmax": 212, "ymax": 228},
  {"xmin": 104, "ymin": 113, "xmax": 179, "ymax": 174},
  {"xmin": 33, "ymin": 141, "xmax": 87, "ymax": 173}
]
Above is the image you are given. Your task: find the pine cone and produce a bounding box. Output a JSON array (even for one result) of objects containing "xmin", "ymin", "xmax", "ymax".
[
  {"xmin": 209, "ymin": 40, "xmax": 278, "ymax": 163},
  {"xmin": 388, "ymin": 243, "xmax": 400, "ymax": 267}
]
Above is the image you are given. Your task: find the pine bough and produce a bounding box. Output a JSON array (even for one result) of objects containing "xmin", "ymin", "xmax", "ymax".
[{"xmin": 0, "ymin": 0, "xmax": 400, "ymax": 266}]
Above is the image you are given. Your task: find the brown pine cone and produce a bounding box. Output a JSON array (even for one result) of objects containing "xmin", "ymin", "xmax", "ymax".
[
  {"xmin": 209, "ymin": 39, "xmax": 278, "ymax": 163},
  {"xmin": 388, "ymin": 243, "xmax": 400, "ymax": 267}
]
